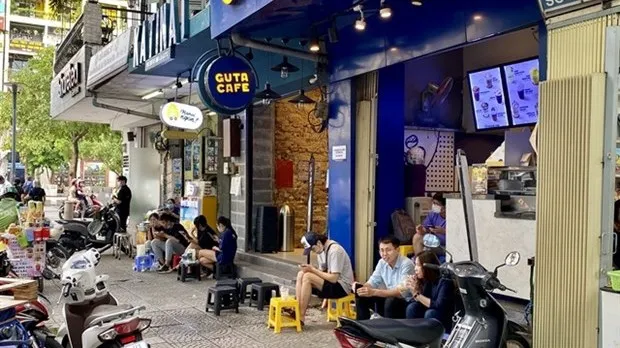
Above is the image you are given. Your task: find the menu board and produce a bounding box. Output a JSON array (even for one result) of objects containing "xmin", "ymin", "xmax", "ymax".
[
  {"xmin": 468, "ymin": 67, "xmax": 509, "ymax": 130},
  {"xmin": 503, "ymin": 59, "xmax": 540, "ymax": 126}
]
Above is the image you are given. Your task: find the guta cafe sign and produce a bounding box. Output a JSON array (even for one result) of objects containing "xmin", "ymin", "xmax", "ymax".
[
  {"xmin": 132, "ymin": 0, "xmax": 190, "ymax": 70},
  {"xmin": 197, "ymin": 55, "xmax": 256, "ymax": 115},
  {"xmin": 160, "ymin": 102, "xmax": 204, "ymax": 130}
]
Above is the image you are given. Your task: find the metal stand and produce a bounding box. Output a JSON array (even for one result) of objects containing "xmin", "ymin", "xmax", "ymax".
[
  {"xmin": 306, "ymin": 155, "xmax": 315, "ymax": 264},
  {"xmin": 456, "ymin": 149, "xmax": 479, "ymax": 262}
]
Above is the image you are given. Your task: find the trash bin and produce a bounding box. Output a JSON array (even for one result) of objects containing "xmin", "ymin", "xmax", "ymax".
[
  {"xmin": 279, "ymin": 205, "xmax": 295, "ymax": 252},
  {"xmin": 64, "ymin": 201, "xmax": 75, "ymax": 220}
]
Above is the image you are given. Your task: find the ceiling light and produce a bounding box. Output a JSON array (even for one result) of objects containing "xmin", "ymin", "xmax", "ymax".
[
  {"xmin": 380, "ymin": 0, "xmax": 392, "ymax": 19},
  {"xmin": 354, "ymin": 5, "xmax": 366, "ymax": 31},
  {"xmin": 271, "ymin": 56, "xmax": 299, "ymax": 79},
  {"xmin": 142, "ymin": 90, "xmax": 163, "ymax": 100},
  {"xmin": 255, "ymin": 82, "xmax": 282, "ymax": 105},
  {"xmin": 288, "ymin": 89, "xmax": 316, "ymax": 107},
  {"xmin": 411, "ymin": 0, "xmax": 422, "ymax": 6},
  {"xmin": 473, "ymin": 14, "xmax": 483, "ymax": 21},
  {"xmin": 355, "ymin": 18, "xmax": 366, "ymax": 31},
  {"xmin": 309, "ymin": 38, "xmax": 320, "ymax": 52},
  {"xmin": 207, "ymin": 111, "xmax": 217, "ymax": 116}
]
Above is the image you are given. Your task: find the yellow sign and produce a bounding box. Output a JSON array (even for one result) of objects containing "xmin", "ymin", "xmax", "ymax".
[
  {"xmin": 159, "ymin": 102, "xmax": 203, "ymax": 130},
  {"xmin": 214, "ymin": 72, "xmax": 250, "ymax": 93},
  {"xmin": 222, "ymin": 0, "xmax": 235, "ymax": 4}
]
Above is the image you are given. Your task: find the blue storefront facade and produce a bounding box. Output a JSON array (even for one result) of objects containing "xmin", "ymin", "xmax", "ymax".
[{"xmin": 208, "ymin": 0, "xmax": 545, "ymax": 263}]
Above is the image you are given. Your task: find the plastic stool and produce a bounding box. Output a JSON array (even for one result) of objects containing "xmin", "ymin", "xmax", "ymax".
[
  {"xmin": 113, "ymin": 232, "xmax": 133, "ymax": 260},
  {"xmin": 268, "ymin": 297, "xmax": 302, "ymax": 333},
  {"xmin": 215, "ymin": 263, "xmax": 236, "ymax": 280},
  {"xmin": 327, "ymin": 294, "xmax": 356, "ymax": 325},
  {"xmin": 237, "ymin": 277, "xmax": 262, "ymax": 304},
  {"xmin": 249, "ymin": 282, "xmax": 280, "ymax": 311},
  {"xmin": 177, "ymin": 262, "xmax": 201, "ymax": 282},
  {"xmin": 400, "ymin": 245, "xmax": 414, "ymax": 258},
  {"xmin": 205, "ymin": 286, "xmax": 239, "ymax": 316},
  {"xmin": 216, "ymin": 279, "xmax": 238, "ymax": 287}
]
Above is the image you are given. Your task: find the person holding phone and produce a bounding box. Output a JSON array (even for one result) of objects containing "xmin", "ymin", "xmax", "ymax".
[
  {"xmin": 413, "ymin": 193, "xmax": 447, "ymax": 256},
  {"xmin": 353, "ymin": 235, "xmax": 414, "ymax": 320},
  {"xmin": 152, "ymin": 212, "xmax": 190, "ymax": 273},
  {"xmin": 284, "ymin": 232, "xmax": 354, "ymax": 326}
]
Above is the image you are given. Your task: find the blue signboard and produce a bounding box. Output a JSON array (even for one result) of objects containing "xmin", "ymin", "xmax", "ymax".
[
  {"xmin": 197, "ymin": 55, "xmax": 256, "ymax": 114},
  {"xmin": 538, "ymin": 0, "xmax": 582, "ymax": 14}
]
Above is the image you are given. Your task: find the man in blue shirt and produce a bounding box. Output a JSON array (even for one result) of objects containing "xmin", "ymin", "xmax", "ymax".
[
  {"xmin": 353, "ymin": 236, "xmax": 414, "ymax": 320},
  {"xmin": 413, "ymin": 193, "xmax": 447, "ymax": 256}
]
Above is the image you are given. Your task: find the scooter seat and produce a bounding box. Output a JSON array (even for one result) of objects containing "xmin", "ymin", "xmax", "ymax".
[
  {"xmin": 340, "ymin": 317, "xmax": 444, "ymax": 346},
  {"xmin": 84, "ymin": 304, "xmax": 133, "ymax": 328}
]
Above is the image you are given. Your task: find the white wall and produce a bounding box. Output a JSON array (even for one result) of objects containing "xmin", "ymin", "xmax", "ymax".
[{"xmin": 462, "ymin": 27, "xmax": 539, "ymax": 133}]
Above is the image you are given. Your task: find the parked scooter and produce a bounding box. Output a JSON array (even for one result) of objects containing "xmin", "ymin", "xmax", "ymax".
[
  {"xmin": 334, "ymin": 234, "xmax": 530, "ymax": 348},
  {"xmin": 55, "ymin": 249, "xmax": 150, "ymax": 348},
  {"xmin": 56, "ymin": 203, "xmax": 120, "ymax": 255},
  {"xmin": 58, "ymin": 194, "xmax": 102, "ymax": 220}
]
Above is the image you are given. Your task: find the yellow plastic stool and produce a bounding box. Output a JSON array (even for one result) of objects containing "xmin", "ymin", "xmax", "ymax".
[
  {"xmin": 327, "ymin": 293, "xmax": 356, "ymax": 325},
  {"xmin": 400, "ymin": 245, "xmax": 414, "ymax": 257},
  {"xmin": 267, "ymin": 297, "xmax": 302, "ymax": 333}
]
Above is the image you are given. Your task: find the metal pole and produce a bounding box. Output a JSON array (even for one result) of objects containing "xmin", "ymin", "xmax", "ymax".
[{"xmin": 10, "ymin": 83, "xmax": 17, "ymax": 181}]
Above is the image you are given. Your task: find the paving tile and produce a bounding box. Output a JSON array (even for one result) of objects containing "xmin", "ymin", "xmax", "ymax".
[
  {"xmin": 149, "ymin": 312, "xmax": 183, "ymax": 328},
  {"xmin": 210, "ymin": 334, "xmax": 265, "ymax": 348}
]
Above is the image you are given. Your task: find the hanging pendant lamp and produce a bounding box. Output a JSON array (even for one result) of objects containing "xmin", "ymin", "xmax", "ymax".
[
  {"xmin": 255, "ymin": 82, "xmax": 282, "ymax": 100},
  {"xmin": 288, "ymin": 89, "xmax": 316, "ymax": 105},
  {"xmin": 271, "ymin": 56, "xmax": 300, "ymax": 73}
]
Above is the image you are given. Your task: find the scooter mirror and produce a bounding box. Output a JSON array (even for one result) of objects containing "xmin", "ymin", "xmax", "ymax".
[
  {"xmin": 505, "ymin": 251, "xmax": 521, "ymax": 267},
  {"xmin": 423, "ymin": 234, "xmax": 441, "ymax": 248}
]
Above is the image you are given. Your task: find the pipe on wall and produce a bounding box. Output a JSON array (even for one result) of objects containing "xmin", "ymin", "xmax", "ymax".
[
  {"xmin": 231, "ymin": 33, "xmax": 328, "ymax": 64},
  {"xmin": 92, "ymin": 95, "xmax": 159, "ymax": 120}
]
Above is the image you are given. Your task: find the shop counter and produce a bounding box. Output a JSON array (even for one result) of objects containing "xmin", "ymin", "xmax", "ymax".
[{"xmin": 446, "ymin": 195, "xmax": 535, "ymax": 301}]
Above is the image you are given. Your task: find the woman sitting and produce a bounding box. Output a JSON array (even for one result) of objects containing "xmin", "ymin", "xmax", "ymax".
[
  {"xmin": 144, "ymin": 212, "xmax": 161, "ymax": 252},
  {"xmin": 405, "ymin": 251, "xmax": 456, "ymax": 332},
  {"xmin": 197, "ymin": 216, "xmax": 237, "ymax": 274},
  {"xmin": 186, "ymin": 215, "xmax": 219, "ymax": 273}
]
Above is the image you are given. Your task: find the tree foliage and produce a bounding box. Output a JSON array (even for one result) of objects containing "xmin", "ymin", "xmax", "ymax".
[
  {"xmin": 81, "ymin": 131, "xmax": 123, "ymax": 175},
  {"xmin": 0, "ymin": 46, "xmax": 119, "ymax": 176}
]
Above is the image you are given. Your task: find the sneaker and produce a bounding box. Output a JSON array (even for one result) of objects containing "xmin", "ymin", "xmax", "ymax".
[{"xmin": 157, "ymin": 265, "xmax": 172, "ymax": 273}]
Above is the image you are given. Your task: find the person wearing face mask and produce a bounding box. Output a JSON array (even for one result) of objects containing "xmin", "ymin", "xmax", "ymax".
[
  {"xmin": 284, "ymin": 232, "xmax": 354, "ymax": 326},
  {"xmin": 413, "ymin": 193, "xmax": 447, "ymax": 257},
  {"xmin": 353, "ymin": 236, "xmax": 414, "ymax": 320},
  {"xmin": 112, "ymin": 176, "xmax": 132, "ymax": 232}
]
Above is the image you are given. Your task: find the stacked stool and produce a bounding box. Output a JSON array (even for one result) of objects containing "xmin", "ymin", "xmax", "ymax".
[
  {"xmin": 237, "ymin": 277, "xmax": 262, "ymax": 304},
  {"xmin": 326, "ymin": 293, "xmax": 357, "ymax": 326},
  {"xmin": 267, "ymin": 297, "xmax": 302, "ymax": 333},
  {"xmin": 249, "ymin": 282, "xmax": 280, "ymax": 310}
]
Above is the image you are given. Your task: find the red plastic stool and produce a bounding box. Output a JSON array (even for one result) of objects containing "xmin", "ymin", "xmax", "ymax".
[{"xmin": 172, "ymin": 255, "xmax": 182, "ymax": 269}]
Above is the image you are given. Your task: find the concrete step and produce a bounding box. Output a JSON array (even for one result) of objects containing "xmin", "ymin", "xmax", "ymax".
[{"xmin": 235, "ymin": 252, "xmax": 300, "ymax": 289}]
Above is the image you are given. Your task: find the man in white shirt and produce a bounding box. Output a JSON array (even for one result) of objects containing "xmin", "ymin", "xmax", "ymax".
[
  {"xmin": 288, "ymin": 232, "xmax": 354, "ymax": 326},
  {"xmin": 0, "ymin": 176, "xmax": 12, "ymax": 197}
]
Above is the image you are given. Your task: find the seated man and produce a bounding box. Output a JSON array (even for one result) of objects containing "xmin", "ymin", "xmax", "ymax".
[
  {"xmin": 354, "ymin": 235, "xmax": 414, "ymax": 320},
  {"xmin": 413, "ymin": 193, "xmax": 447, "ymax": 257},
  {"xmin": 288, "ymin": 232, "xmax": 354, "ymax": 326},
  {"xmin": 152, "ymin": 212, "xmax": 190, "ymax": 273}
]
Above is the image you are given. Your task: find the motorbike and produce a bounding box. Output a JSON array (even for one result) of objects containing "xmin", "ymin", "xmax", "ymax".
[
  {"xmin": 334, "ymin": 234, "xmax": 530, "ymax": 348},
  {"xmin": 55, "ymin": 249, "xmax": 150, "ymax": 348},
  {"xmin": 56, "ymin": 203, "xmax": 120, "ymax": 255},
  {"xmin": 58, "ymin": 195, "xmax": 102, "ymax": 220},
  {"xmin": 0, "ymin": 252, "xmax": 61, "ymax": 347}
]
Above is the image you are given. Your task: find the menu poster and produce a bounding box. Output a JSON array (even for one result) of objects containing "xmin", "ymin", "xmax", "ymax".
[
  {"xmin": 468, "ymin": 67, "xmax": 509, "ymax": 130},
  {"xmin": 503, "ymin": 59, "xmax": 540, "ymax": 126}
]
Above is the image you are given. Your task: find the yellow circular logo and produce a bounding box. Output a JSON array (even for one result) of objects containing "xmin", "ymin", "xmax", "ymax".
[
  {"xmin": 164, "ymin": 103, "xmax": 181, "ymax": 121},
  {"xmin": 222, "ymin": 0, "xmax": 234, "ymax": 4}
]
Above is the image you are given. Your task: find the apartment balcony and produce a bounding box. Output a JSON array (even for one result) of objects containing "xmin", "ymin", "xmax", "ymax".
[{"xmin": 54, "ymin": 2, "xmax": 149, "ymax": 74}]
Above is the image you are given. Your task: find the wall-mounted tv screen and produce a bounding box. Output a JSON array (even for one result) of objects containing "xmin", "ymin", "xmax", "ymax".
[
  {"xmin": 467, "ymin": 67, "xmax": 510, "ymax": 131},
  {"xmin": 503, "ymin": 58, "xmax": 540, "ymax": 127}
]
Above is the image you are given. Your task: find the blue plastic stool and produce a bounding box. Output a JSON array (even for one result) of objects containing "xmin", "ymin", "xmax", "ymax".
[{"xmin": 134, "ymin": 253, "xmax": 157, "ymax": 272}]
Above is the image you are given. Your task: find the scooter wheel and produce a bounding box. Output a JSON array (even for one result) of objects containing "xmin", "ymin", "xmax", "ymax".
[
  {"xmin": 504, "ymin": 333, "xmax": 530, "ymax": 348},
  {"xmin": 36, "ymin": 277, "xmax": 44, "ymax": 292}
]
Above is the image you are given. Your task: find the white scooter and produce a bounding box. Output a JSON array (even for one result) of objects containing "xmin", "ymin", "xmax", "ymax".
[{"xmin": 55, "ymin": 248, "xmax": 151, "ymax": 348}]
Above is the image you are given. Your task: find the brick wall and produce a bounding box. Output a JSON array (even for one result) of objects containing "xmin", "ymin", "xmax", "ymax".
[{"xmin": 274, "ymin": 89, "xmax": 328, "ymax": 246}]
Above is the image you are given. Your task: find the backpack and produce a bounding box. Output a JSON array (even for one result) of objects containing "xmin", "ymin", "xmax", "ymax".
[{"xmin": 391, "ymin": 210, "xmax": 416, "ymax": 244}]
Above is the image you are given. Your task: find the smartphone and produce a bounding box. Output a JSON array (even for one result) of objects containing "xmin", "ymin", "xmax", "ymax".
[{"xmin": 354, "ymin": 283, "xmax": 363, "ymax": 294}]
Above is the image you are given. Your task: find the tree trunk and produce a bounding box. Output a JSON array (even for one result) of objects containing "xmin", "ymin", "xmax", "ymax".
[{"xmin": 72, "ymin": 140, "xmax": 79, "ymax": 177}]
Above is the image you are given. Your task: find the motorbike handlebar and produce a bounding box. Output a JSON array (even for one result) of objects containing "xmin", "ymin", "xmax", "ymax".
[{"xmin": 62, "ymin": 283, "xmax": 71, "ymax": 297}]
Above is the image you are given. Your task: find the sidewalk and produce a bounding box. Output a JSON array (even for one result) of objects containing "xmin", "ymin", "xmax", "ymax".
[{"xmin": 41, "ymin": 255, "xmax": 339, "ymax": 348}]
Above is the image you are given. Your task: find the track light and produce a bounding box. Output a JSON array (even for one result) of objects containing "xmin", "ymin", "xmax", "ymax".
[
  {"xmin": 289, "ymin": 89, "xmax": 316, "ymax": 108},
  {"xmin": 353, "ymin": 5, "xmax": 366, "ymax": 31},
  {"xmin": 245, "ymin": 47, "xmax": 254, "ymax": 61},
  {"xmin": 380, "ymin": 0, "xmax": 392, "ymax": 19},
  {"xmin": 411, "ymin": 0, "xmax": 422, "ymax": 6},
  {"xmin": 309, "ymin": 38, "xmax": 320, "ymax": 52}
]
